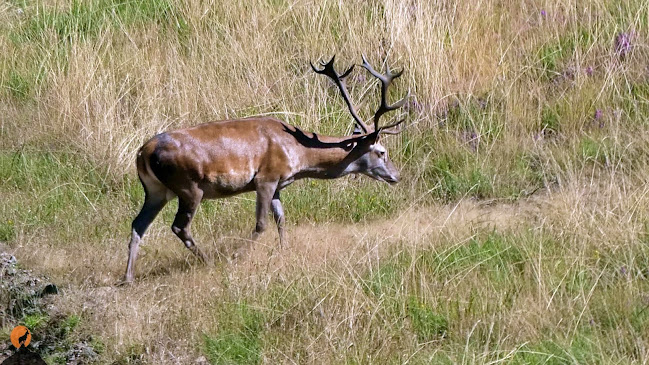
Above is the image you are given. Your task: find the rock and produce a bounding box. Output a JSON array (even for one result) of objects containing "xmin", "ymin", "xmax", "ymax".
[{"xmin": 195, "ymin": 355, "xmax": 209, "ymax": 364}]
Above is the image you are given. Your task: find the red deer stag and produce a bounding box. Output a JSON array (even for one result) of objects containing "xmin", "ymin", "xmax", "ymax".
[{"xmin": 121, "ymin": 55, "xmax": 408, "ymax": 283}]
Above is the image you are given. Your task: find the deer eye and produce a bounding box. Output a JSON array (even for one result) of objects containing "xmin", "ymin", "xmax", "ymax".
[{"xmin": 376, "ymin": 149, "xmax": 386, "ymax": 158}]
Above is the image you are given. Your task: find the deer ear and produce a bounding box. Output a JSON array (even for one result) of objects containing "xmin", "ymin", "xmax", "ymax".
[
  {"xmin": 347, "ymin": 130, "xmax": 379, "ymax": 151},
  {"xmin": 356, "ymin": 131, "xmax": 380, "ymax": 150},
  {"xmin": 367, "ymin": 130, "xmax": 381, "ymax": 144}
]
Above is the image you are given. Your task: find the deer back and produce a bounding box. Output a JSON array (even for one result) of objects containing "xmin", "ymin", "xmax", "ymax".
[{"xmin": 138, "ymin": 117, "xmax": 300, "ymax": 198}]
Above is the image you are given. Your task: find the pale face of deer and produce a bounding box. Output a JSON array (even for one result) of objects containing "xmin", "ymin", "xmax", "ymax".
[{"xmin": 356, "ymin": 142, "xmax": 400, "ymax": 185}]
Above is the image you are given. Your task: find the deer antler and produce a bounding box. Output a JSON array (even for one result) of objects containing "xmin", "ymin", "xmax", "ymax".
[
  {"xmin": 361, "ymin": 54, "xmax": 409, "ymax": 134},
  {"xmin": 310, "ymin": 56, "xmax": 371, "ymax": 134}
]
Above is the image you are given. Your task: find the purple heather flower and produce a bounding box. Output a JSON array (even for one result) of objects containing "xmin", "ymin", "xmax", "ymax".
[
  {"xmin": 594, "ymin": 109, "xmax": 604, "ymax": 128},
  {"xmin": 413, "ymin": 100, "xmax": 423, "ymax": 113},
  {"xmin": 406, "ymin": 98, "xmax": 423, "ymax": 114},
  {"xmin": 563, "ymin": 69, "xmax": 575, "ymax": 80},
  {"xmin": 409, "ymin": 3, "xmax": 418, "ymax": 17},
  {"xmin": 463, "ymin": 131, "xmax": 479, "ymax": 152},
  {"xmin": 551, "ymin": 68, "xmax": 575, "ymax": 85},
  {"xmin": 620, "ymin": 266, "xmax": 628, "ymax": 276},
  {"xmin": 594, "ymin": 109, "xmax": 603, "ymax": 120},
  {"xmin": 614, "ymin": 32, "xmax": 633, "ymax": 58},
  {"xmin": 585, "ymin": 66, "xmax": 594, "ymax": 76},
  {"xmin": 540, "ymin": 10, "xmax": 547, "ymax": 17}
]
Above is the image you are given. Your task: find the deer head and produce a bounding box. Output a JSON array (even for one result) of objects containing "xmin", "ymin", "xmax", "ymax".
[{"xmin": 310, "ymin": 55, "xmax": 409, "ymax": 184}]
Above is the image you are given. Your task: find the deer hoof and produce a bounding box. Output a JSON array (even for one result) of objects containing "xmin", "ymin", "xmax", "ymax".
[{"xmin": 115, "ymin": 278, "xmax": 134, "ymax": 287}]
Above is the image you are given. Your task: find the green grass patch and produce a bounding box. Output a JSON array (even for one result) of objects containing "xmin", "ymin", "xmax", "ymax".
[
  {"xmin": 413, "ymin": 138, "xmax": 499, "ymax": 201},
  {"xmin": 589, "ymin": 284, "xmax": 649, "ymax": 334},
  {"xmin": 0, "ymin": 150, "xmax": 132, "ymax": 242},
  {"xmin": 425, "ymin": 154, "xmax": 495, "ymax": 200},
  {"xmin": 536, "ymin": 27, "xmax": 593, "ymax": 80},
  {"xmin": 402, "ymin": 129, "xmax": 544, "ymax": 201},
  {"xmin": 606, "ymin": 1, "xmax": 649, "ymax": 30},
  {"xmin": 203, "ymin": 302, "xmax": 265, "ymax": 365},
  {"xmin": 364, "ymin": 260, "xmax": 407, "ymax": 298},
  {"xmin": 540, "ymin": 105, "xmax": 561, "ymax": 134},
  {"xmin": 59, "ymin": 314, "xmax": 82, "ymax": 336},
  {"xmin": 22, "ymin": 312, "xmax": 49, "ymax": 330},
  {"xmin": 3, "ymin": 0, "xmax": 190, "ymax": 100},
  {"xmin": 622, "ymin": 81, "xmax": 649, "ymax": 124},
  {"xmin": 508, "ymin": 152, "xmax": 545, "ymax": 197},
  {"xmin": 11, "ymin": 0, "xmax": 186, "ymax": 44},
  {"xmin": 513, "ymin": 333, "xmax": 603, "ymax": 364},
  {"xmin": 283, "ymin": 179, "xmax": 401, "ymax": 223},
  {"xmin": 0, "ymin": 150, "xmax": 103, "ymax": 191},
  {"xmin": 5, "ymin": 70, "xmax": 36, "ymax": 100},
  {"xmin": 441, "ymin": 95, "xmax": 505, "ymax": 144},
  {"xmin": 420, "ymin": 231, "xmax": 525, "ymax": 284},
  {"xmin": 0, "ymin": 219, "xmax": 16, "ymax": 242},
  {"xmin": 580, "ymin": 136, "xmax": 611, "ymax": 165},
  {"xmin": 406, "ymin": 297, "xmax": 448, "ymax": 341}
]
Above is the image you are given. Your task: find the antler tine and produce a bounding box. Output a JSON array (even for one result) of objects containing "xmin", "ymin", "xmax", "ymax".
[
  {"xmin": 377, "ymin": 118, "xmax": 405, "ymax": 135},
  {"xmin": 361, "ymin": 54, "xmax": 408, "ymax": 133},
  {"xmin": 340, "ymin": 64, "xmax": 354, "ymax": 79},
  {"xmin": 311, "ymin": 55, "xmax": 370, "ymax": 134}
]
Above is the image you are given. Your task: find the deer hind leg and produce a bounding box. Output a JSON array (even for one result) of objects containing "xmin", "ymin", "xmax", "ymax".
[
  {"xmin": 122, "ymin": 182, "xmax": 172, "ymax": 284},
  {"xmin": 271, "ymin": 190, "xmax": 286, "ymax": 248},
  {"xmin": 172, "ymin": 189, "xmax": 208, "ymax": 263}
]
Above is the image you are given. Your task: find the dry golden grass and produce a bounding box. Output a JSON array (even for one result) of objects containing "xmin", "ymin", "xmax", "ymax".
[
  {"xmin": 5, "ymin": 182, "xmax": 648, "ymax": 363},
  {"xmin": 2, "ymin": 0, "xmax": 649, "ymax": 363},
  {"xmin": 9, "ymin": 196, "xmax": 539, "ymax": 362}
]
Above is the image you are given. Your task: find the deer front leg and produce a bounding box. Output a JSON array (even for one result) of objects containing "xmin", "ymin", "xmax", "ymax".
[
  {"xmin": 271, "ymin": 190, "xmax": 285, "ymax": 248},
  {"xmin": 251, "ymin": 181, "xmax": 278, "ymax": 241},
  {"xmin": 233, "ymin": 181, "xmax": 278, "ymax": 259}
]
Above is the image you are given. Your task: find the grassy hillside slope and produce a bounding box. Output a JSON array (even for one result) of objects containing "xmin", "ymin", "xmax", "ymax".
[{"xmin": 2, "ymin": 0, "xmax": 649, "ymax": 363}]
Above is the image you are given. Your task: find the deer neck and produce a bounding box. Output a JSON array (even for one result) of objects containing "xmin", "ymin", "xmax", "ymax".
[{"xmin": 295, "ymin": 134, "xmax": 365, "ymax": 180}]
